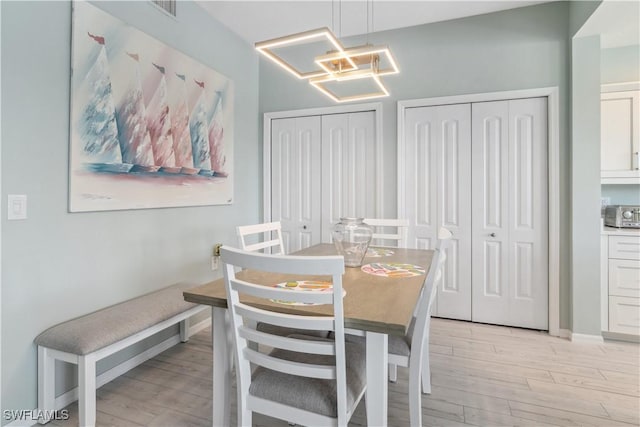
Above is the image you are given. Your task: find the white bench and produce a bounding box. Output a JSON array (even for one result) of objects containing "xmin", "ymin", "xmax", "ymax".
[{"xmin": 34, "ymin": 282, "xmax": 208, "ymax": 427}]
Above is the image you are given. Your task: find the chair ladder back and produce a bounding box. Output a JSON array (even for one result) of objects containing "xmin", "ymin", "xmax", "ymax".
[
  {"xmin": 234, "ymin": 303, "xmax": 335, "ymax": 332},
  {"xmin": 244, "ymin": 347, "xmax": 338, "ymax": 379},
  {"xmin": 364, "ymin": 218, "xmax": 409, "ymax": 248},
  {"xmin": 238, "ymin": 326, "xmax": 336, "ymax": 355},
  {"xmin": 409, "ymin": 227, "xmax": 451, "ymax": 362},
  {"xmin": 231, "ymin": 278, "xmax": 335, "ymax": 306},
  {"xmin": 221, "ymin": 246, "xmax": 353, "ymax": 425},
  {"xmin": 237, "ymin": 221, "xmax": 285, "ymax": 254}
]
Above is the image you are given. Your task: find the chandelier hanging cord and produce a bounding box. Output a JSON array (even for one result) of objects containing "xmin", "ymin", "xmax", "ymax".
[
  {"xmin": 332, "ymin": 0, "xmax": 335, "ymax": 36},
  {"xmin": 366, "ymin": 0, "xmax": 370, "ymax": 46}
]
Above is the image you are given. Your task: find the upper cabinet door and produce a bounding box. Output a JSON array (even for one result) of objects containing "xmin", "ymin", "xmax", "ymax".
[{"xmin": 601, "ymin": 90, "xmax": 640, "ymax": 184}]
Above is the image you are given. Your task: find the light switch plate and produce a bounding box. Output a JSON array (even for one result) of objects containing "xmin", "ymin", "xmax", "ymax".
[{"xmin": 8, "ymin": 194, "xmax": 27, "ymax": 220}]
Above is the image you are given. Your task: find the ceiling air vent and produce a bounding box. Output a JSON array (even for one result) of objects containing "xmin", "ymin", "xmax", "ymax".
[{"xmin": 151, "ymin": 0, "xmax": 176, "ymax": 17}]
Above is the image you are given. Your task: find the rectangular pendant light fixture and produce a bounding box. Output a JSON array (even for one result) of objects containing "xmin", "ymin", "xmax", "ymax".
[
  {"xmin": 315, "ymin": 45, "xmax": 399, "ymax": 77},
  {"xmin": 255, "ymin": 27, "xmax": 357, "ymax": 79},
  {"xmin": 255, "ymin": 23, "xmax": 399, "ymax": 102},
  {"xmin": 309, "ymin": 69, "xmax": 389, "ymax": 103}
]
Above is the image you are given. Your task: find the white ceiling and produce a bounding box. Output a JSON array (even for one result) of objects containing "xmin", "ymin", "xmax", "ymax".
[{"xmin": 197, "ymin": 0, "xmax": 554, "ymax": 45}]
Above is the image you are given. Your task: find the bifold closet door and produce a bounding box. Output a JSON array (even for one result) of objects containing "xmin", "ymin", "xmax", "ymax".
[
  {"xmin": 471, "ymin": 98, "xmax": 548, "ymax": 329},
  {"xmin": 321, "ymin": 111, "xmax": 377, "ymax": 243},
  {"xmin": 403, "ymin": 104, "xmax": 472, "ymax": 320},
  {"xmin": 271, "ymin": 116, "xmax": 322, "ymax": 253}
]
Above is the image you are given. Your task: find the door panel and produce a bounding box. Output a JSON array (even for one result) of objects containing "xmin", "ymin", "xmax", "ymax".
[
  {"xmin": 404, "ymin": 104, "xmax": 471, "ymax": 320},
  {"xmin": 472, "ymin": 101, "xmax": 510, "ymax": 324},
  {"xmin": 271, "ymin": 116, "xmax": 321, "ymax": 253},
  {"xmin": 472, "ymin": 98, "xmax": 548, "ymax": 329},
  {"xmin": 321, "ymin": 112, "xmax": 377, "ymax": 242},
  {"xmin": 508, "ymin": 98, "xmax": 548, "ymax": 329},
  {"xmin": 405, "ymin": 107, "xmax": 438, "ymax": 251}
]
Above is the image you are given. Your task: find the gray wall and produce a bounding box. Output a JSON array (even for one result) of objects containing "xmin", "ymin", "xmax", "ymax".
[
  {"xmin": 602, "ymin": 185, "xmax": 640, "ymax": 205},
  {"xmin": 600, "ymin": 44, "xmax": 640, "ymax": 206},
  {"xmin": 601, "ymin": 45, "xmax": 640, "ymax": 84},
  {"xmin": 260, "ymin": 1, "xmax": 573, "ymax": 329},
  {"xmin": 1, "ymin": 0, "xmax": 260, "ymax": 416},
  {"xmin": 571, "ymin": 34, "xmax": 601, "ymax": 335}
]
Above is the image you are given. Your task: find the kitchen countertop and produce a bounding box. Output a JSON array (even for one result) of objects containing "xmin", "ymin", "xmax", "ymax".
[{"xmin": 602, "ymin": 226, "xmax": 640, "ymax": 236}]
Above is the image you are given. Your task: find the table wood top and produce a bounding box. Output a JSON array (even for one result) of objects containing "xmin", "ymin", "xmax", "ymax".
[{"xmin": 183, "ymin": 244, "xmax": 434, "ymax": 336}]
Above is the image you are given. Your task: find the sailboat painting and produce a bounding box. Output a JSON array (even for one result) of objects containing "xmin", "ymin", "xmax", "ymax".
[{"xmin": 69, "ymin": 1, "xmax": 234, "ymax": 212}]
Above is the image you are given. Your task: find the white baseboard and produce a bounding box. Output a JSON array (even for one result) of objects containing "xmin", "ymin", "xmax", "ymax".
[
  {"xmin": 602, "ymin": 330, "xmax": 640, "ymax": 343},
  {"xmin": 6, "ymin": 317, "xmax": 210, "ymax": 427},
  {"xmin": 570, "ymin": 332, "xmax": 604, "ymax": 343},
  {"xmin": 558, "ymin": 328, "xmax": 572, "ymax": 339}
]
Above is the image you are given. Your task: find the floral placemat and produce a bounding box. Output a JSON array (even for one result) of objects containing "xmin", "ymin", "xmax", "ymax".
[
  {"xmin": 366, "ymin": 247, "xmax": 395, "ymax": 258},
  {"xmin": 270, "ymin": 280, "xmax": 344, "ymax": 306},
  {"xmin": 361, "ymin": 263, "xmax": 426, "ymax": 278}
]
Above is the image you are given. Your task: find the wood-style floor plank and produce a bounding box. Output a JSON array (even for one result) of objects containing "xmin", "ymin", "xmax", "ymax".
[{"xmin": 50, "ymin": 319, "xmax": 639, "ymax": 426}]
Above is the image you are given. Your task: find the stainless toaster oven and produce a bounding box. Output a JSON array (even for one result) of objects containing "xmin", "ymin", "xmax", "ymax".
[{"xmin": 604, "ymin": 205, "xmax": 640, "ymax": 228}]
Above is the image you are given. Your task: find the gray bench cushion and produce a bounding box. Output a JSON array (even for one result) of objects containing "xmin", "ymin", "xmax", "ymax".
[
  {"xmin": 35, "ymin": 283, "xmax": 199, "ymax": 355},
  {"xmin": 249, "ymin": 334, "xmax": 366, "ymax": 418}
]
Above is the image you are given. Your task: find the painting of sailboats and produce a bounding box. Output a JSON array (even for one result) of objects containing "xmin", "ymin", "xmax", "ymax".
[{"xmin": 69, "ymin": 1, "xmax": 234, "ymax": 212}]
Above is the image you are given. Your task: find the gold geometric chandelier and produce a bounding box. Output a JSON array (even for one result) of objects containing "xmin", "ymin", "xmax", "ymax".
[{"xmin": 255, "ymin": 4, "xmax": 399, "ymax": 103}]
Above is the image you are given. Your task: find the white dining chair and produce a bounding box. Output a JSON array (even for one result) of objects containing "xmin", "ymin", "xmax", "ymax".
[
  {"xmin": 236, "ymin": 221, "xmax": 285, "ymax": 255},
  {"xmin": 387, "ymin": 227, "xmax": 451, "ymax": 426},
  {"xmin": 220, "ymin": 246, "xmax": 367, "ymax": 427},
  {"xmin": 363, "ymin": 218, "xmax": 409, "ymax": 248},
  {"xmin": 236, "ymin": 221, "xmax": 328, "ymax": 338}
]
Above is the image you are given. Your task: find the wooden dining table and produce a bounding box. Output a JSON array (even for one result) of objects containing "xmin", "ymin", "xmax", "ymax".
[{"xmin": 183, "ymin": 243, "xmax": 433, "ymax": 426}]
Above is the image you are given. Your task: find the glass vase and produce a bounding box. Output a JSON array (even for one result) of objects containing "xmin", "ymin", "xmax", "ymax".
[{"xmin": 332, "ymin": 217, "xmax": 373, "ymax": 267}]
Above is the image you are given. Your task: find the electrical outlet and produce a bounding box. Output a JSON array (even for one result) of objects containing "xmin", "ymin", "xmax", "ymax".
[
  {"xmin": 601, "ymin": 197, "xmax": 611, "ymax": 208},
  {"xmin": 213, "ymin": 243, "xmax": 223, "ymax": 257},
  {"xmin": 211, "ymin": 244, "xmax": 223, "ymax": 270},
  {"xmin": 8, "ymin": 194, "xmax": 27, "ymax": 220}
]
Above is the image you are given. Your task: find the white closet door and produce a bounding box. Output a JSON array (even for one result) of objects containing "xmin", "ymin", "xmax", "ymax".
[
  {"xmin": 472, "ymin": 98, "xmax": 548, "ymax": 329},
  {"xmin": 321, "ymin": 111, "xmax": 377, "ymax": 242},
  {"xmin": 271, "ymin": 116, "xmax": 322, "ymax": 253},
  {"xmin": 404, "ymin": 104, "xmax": 472, "ymax": 320}
]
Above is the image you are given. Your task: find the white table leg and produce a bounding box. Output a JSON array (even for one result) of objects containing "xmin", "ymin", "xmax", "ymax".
[
  {"xmin": 212, "ymin": 307, "xmax": 231, "ymax": 427},
  {"xmin": 365, "ymin": 331, "xmax": 388, "ymax": 427}
]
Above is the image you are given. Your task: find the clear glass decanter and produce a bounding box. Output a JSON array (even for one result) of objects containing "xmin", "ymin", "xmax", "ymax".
[{"xmin": 332, "ymin": 217, "xmax": 373, "ymax": 267}]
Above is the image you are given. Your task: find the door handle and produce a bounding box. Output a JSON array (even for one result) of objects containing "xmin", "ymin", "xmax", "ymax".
[{"xmin": 490, "ymin": 232, "xmax": 496, "ymax": 237}]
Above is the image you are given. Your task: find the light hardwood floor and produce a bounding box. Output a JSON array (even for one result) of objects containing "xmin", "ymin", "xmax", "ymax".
[{"xmin": 51, "ymin": 319, "xmax": 639, "ymax": 427}]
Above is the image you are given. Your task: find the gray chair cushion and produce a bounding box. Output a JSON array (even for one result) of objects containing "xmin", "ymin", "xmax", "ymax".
[
  {"xmin": 34, "ymin": 283, "xmax": 199, "ymax": 355},
  {"xmin": 331, "ymin": 317, "xmax": 416, "ymax": 357},
  {"xmin": 256, "ymin": 323, "xmax": 330, "ymax": 338},
  {"xmin": 249, "ymin": 334, "xmax": 366, "ymax": 418}
]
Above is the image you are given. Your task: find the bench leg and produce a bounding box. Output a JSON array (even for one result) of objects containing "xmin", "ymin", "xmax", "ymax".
[
  {"xmin": 78, "ymin": 354, "xmax": 97, "ymax": 427},
  {"xmin": 179, "ymin": 318, "xmax": 190, "ymax": 342},
  {"xmin": 38, "ymin": 346, "xmax": 55, "ymax": 425}
]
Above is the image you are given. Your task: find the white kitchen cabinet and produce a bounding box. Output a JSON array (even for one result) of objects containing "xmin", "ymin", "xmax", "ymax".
[
  {"xmin": 601, "ymin": 229, "xmax": 640, "ymax": 337},
  {"xmin": 601, "ymin": 88, "xmax": 640, "ymax": 184},
  {"xmin": 609, "ymin": 296, "xmax": 640, "ymax": 335}
]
